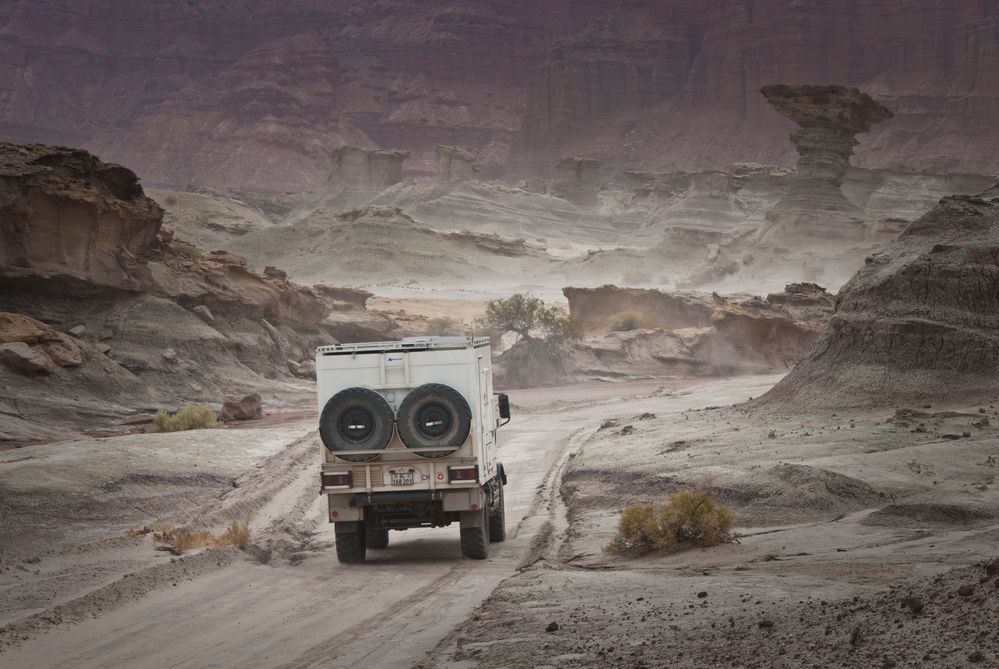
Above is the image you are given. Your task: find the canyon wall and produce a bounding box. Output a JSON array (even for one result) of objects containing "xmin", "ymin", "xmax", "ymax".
[{"xmin": 1, "ymin": 1, "xmax": 996, "ymax": 194}]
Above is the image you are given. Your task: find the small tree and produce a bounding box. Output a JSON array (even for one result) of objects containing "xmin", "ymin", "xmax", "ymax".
[{"xmin": 475, "ymin": 294, "xmax": 578, "ymax": 345}]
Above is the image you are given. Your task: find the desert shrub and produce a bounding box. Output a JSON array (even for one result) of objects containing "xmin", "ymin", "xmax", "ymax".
[
  {"xmin": 152, "ymin": 520, "xmax": 251, "ymax": 553},
  {"xmin": 611, "ymin": 310, "xmax": 644, "ymax": 332},
  {"xmin": 218, "ymin": 520, "xmax": 251, "ymax": 547},
  {"xmin": 476, "ymin": 293, "xmax": 579, "ymax": 345},
  {"xmin": 150, "ymin": 404, "xmax": 220, "ymax": 433},
  {"xmin": 607, "ymin": 490, "xmax": 734, "ymax": 555}
]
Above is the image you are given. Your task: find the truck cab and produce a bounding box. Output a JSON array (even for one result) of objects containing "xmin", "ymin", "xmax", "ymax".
[{"xmin": 316, "ymin": 336, "xmax": 510, "ymax": 563}]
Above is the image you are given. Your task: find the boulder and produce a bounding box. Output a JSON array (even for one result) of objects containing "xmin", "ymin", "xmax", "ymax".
[
  {"xmin": 192, "ymin": 305, "xmax": 215, "ymax": 323},
  {"xmin": 222, "ymin": 393, "xmax": 263, "ymax": 421},
  {"xmin": 0, "ymin": 312, "xmax": 88, "ymax": 369},
  {"xmin": 0, "ymin": 342, "xmax": 56, "ymax": 375}
]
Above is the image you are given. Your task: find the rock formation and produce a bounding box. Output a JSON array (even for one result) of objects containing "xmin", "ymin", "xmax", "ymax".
[
  {"xmin": 435, "ymin": 146, "xmax": 478, "ymax": 185},
  {"xmin": 0, "ymin": 313, "xmax": 88, "ymax": 375},
  {"xmin": 2, "ymin": 2, "xmax": 998, "ymax": 191},
  {"xmin": 761, "ymin": 186, "xmax": 999, "ymax": 408},
  {"xmin": 760, "ymin": 84, "xmax": 893, "ymax": 238},
  {"xmin": 564, "ymin": 286, "xmax": 721, "ymax": 337},
  {"xmin": 0, "ymin": 143, "xmax": 162, "ymax": 290},
  {"xmin": 558, "ymin": 284, "xmax": 835, "ymax": 383},
  {"xmin": 552, "ymin": 157, "xmax": 600, "ymax": 205},
  {"xmin": 328, "ymin": 147, "xmax": 410, "ymax": 210},
  {"xmin": 228, "ymin": 204, "xmax": 554, "ymax": 286},
  {"xmin": 0, "ymin": 142, "xmax": 394, "ymax": 441}
]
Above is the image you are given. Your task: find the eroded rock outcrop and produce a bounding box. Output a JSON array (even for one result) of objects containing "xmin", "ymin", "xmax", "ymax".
[
  {"xmin": 329, "ymin": 146, "xmax": 410, "ymax": 209},
  {"xmin": 0, "ymin": 143, "xmax": 162, "ymax": 290},
  {"xmin": 762, "ymin": 186, "xmax": 999, "ymax": 408},
  {"xmin": 760, "ymin": 84, "xmax": 893, "ymax": 238},
  {"xmin": 562, "ymin": 284, "xmax": 834, "ymax": 380},
  {"xmin": 435, "ymin": 146, "xmax": 478, "ymax": 185},
  {"xmin": 0, "ymin": 142, "xmax": 393, "ymax": 441}
]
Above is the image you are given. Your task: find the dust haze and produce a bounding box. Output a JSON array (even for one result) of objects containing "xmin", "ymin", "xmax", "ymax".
[{"xmin": 2, "ymin": 3, "xmax": 998, "ymax": 668}]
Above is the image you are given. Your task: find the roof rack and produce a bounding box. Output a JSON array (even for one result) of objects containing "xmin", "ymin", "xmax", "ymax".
[{"xmin": 317, "ymin": 336, "xmax": 490, "ymax": 355}]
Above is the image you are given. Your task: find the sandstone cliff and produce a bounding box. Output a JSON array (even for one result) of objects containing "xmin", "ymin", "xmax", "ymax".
[{"xmin": 1, "ymin": 1, "xmax": 997, "ymax": 193}]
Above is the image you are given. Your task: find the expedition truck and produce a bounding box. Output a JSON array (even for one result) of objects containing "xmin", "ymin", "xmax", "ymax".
[{"xmin": 316, "ymin": 336, "xmax": 511, "ymax": 563}]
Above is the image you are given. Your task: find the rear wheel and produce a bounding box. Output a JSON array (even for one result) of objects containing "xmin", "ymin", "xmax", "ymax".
[
  {"xmin": 488, "ymin": 481, "xmax": 506, "ymax": 543},
  {"xmin": 365, "ymin": 525, "xmax": 389, "ymax": 550},
  {"xmin": 335, "ymin": 522, "xmax": 366, "ymax": 564},
  {"xmin": 460, "ymin": 505, "xmax": 490, "ymax": 560}
]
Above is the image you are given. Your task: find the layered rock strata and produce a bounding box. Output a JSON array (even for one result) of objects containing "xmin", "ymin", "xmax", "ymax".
[{"xmin": 761, "ymin": 185, "xmax": 999, "ymax": 408}]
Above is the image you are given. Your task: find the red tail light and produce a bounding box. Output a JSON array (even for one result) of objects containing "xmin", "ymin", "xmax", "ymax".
[
  {"xmin": 322, "ymin": 471, "xmax": 352, "ymax": 488},
  {"xmin": 448, "ymin": 466, "xmax": 478, "ymax": 482}
]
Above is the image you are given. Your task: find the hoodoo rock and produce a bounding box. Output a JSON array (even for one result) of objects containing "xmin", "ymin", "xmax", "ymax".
[
  {"xmin": 329, "ymin": 146, "xmax": 410, "ymax": 209},
  {"xmin": 435, "ymin": 146, "xmax": 478, "ymax": 185},
  {"xmin": 761, "ymin": 185, "xmax": 999, "ymax": 408},
  {"xmin": 760, "ymin": 85, "xmax": 893, "ymax": 238},
  {"xmin": 552, "ymin": 157, "xmax": 600, "ymax": 205}
]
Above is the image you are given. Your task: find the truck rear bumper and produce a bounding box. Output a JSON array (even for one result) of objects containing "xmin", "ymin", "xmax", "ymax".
[{"xmin": 326, "ymin": 486, "xmax": 486, "ymax": 524}]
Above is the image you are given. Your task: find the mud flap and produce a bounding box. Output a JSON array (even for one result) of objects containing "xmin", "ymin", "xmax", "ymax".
[
  {"xmin": 458, "ymin": 508, "xmax": 485, "ymax": 528},
  {"xmin": 328, "ymin": 495, "xmax": 362, "ymax": 522},
  {"xmin": 443, "ymin": 486, "xmax": 486, "ymax": 512}
]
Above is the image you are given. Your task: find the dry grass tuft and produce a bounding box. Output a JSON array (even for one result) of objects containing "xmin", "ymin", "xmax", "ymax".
[
  {"xmin": 152, "ymin": 521, "xmax": 251, "ymax": 553},
  {"xmin": 150, "ymin": 404, "xmax": 220, "ymax": 433},
  {"xmin": 218, "ymin": 520, "xmax": 251, "ymax": 547},
  {"xmin": 607, "ymin": 490, "xmax": 734, "ymax": 555}
]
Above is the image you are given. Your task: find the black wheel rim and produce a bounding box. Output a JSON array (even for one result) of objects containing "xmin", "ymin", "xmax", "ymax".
[
  {"xmin": 416, "ymin": 402, "xmax": 452, "ymax": 439},
  {"xmin": 339, "ymin": 407, "xmax": 374, "ymax": 443}
]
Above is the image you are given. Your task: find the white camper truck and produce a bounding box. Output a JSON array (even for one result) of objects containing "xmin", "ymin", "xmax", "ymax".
[{"xmin": 315, "ymin": 337, "xmax": 510, "ymax": 563}]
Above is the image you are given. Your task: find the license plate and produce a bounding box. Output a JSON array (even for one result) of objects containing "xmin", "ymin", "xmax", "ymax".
[{"xmin": 391, "ymin": 472, "xmax": 414, "ymax": 486}]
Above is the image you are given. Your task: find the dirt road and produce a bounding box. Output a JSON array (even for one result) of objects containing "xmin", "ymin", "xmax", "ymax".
[{"xmin": 0, "ymin": 376, "xmax": 773, "ymax": 669}]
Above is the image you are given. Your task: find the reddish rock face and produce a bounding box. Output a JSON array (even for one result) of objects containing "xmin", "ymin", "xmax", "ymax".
[
  {"xmin": 515, "ymin": 0, "xmax": 999, "ymax": 176},
  {"xmin": 1, "ymin": 1, "xmax": 997, "ymax": 192}
]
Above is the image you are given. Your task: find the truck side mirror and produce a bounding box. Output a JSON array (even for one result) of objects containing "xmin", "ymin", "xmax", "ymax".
[{"xmin": 497, "ymin": 393, "xmax": 511, "ymax": 421}]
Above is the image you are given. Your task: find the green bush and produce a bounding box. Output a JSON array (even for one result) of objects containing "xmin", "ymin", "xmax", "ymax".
[
  {"xmin": 607, "ymin": 490, "xmax": 734, "ymax": 555},
  {"xmin": 150, "ymin": 404, "xmax": 220, "ymax": 433},
  {"xmin": 475, "ymin": 293, "xmax": 579, "ymax": 345}
]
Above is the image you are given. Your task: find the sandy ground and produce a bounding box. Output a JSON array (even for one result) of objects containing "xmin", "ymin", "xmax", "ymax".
[
  {"xmin": 3, "ymin": 375, "xmax": 997, "ymax": 668},
  {"xmin": 0, "ymin": 377, "xmax": 706, "ymax": 668},
  {"xmin": 422, "ymin": 381, "xmax": 999, "ymax": 668}
]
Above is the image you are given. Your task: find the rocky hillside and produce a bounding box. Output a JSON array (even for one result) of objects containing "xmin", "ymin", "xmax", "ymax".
[
  {"xmin": 761, "ymin": 184, "xmax": 999, "ymax": 408},
  {"xmin": 0, "ymin": 142, "xmax": 391, "ymax": 443},
  {"xmin": 0, "ymin": 1, "xmax": 996, "ymax": 194}
]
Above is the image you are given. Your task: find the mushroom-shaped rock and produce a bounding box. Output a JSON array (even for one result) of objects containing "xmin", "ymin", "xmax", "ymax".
[{"xmin": 760, "ymin": 84, "xmax": 893, "ymax": 238}]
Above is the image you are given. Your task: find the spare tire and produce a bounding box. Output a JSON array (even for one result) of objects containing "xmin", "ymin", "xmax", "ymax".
[
  {"xmin": 397, "ymin": 383, "xmax": 472, "ymax": 458},
  {"xmin": 320, "ymin": 387, "xmax": 395, "ymax": 462}
]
